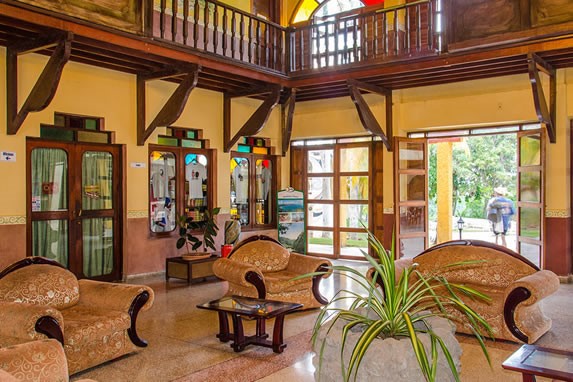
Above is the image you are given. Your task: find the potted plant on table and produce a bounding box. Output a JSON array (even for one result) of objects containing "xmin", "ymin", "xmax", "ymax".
[
  {"xmin": 176, "ymin": 207, "xmax": 220, "ymax": 259},
  {"xmin": 304, "ymin": 231, "xmax": 493, "ymax": 382}
]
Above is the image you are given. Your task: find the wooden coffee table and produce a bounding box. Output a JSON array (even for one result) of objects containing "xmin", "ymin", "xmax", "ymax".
[
  {"xmin": 197, "ymin": 296, "xmax": 302, "ymax": 353},
  {"xmin": 502, "ymin": 344, "xmax": 573, "ymax": 381}
]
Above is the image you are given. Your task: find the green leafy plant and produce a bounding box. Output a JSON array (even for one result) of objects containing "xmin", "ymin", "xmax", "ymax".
[
  {"xmin": 303, "ymin": 231, "xmax": 493, "ymax": 382},
  {"xmin": 176, "ymin": 207, "xmax": 220, "ymax": 253}
]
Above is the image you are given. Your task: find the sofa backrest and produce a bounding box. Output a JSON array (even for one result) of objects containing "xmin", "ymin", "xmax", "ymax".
[
  {"xmin": 413, "ymin": 240, "xmax": 537, "ymax": 289},
  {"xmin": 230, "ymin": 236, "xmax": 290, "ymax": 272},
  {"xmin": 0, "ymin": 264, "xmax": 80, "ymax": 309}
]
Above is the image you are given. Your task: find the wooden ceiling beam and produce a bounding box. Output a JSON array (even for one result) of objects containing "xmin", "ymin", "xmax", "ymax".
[
  {"xmin": 7, "ymin": 32, "xmax": 72, "ymax": 135},
  {"xmin": 281, "ymin": 88, "xmax": 296, "ymax": 156},
  {"xmin": 528, "ymin": 53, "xmax": 556, "ymax": 143}
]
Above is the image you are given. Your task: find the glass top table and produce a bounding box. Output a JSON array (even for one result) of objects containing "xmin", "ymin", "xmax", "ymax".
[
  {"xmin": 502, "ymin": 344, "xmax": 573, "ymax": 381},
  {"xmin": 197, "ymin": 296, "xmax": 303, "ymax": 353}
]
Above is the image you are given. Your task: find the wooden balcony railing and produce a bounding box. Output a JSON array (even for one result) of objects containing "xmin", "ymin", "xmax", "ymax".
[
  {"xmin": 149, "ymin": 0, "xmax": 288, "ymax": 74},
  {"xmin": 288, "ymin": 0, "xmax": 441, "ymax": 75}
]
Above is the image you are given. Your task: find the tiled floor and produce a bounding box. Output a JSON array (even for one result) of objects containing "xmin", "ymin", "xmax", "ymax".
[{"xmin": 71, "ymin": 261, "xmax": 572, "ymax": 382}]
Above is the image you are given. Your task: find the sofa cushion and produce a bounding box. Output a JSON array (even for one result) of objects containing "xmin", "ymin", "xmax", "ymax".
[
  {"xmin": 60, "ymin": 305, "xmax": 131, "ymax": 349},
  {"xmin": 265, "ymin": 270, "xmax": 312, "ymax": 294},
  {"xmin": 231, "ymin": 241, "xmax": 290, "ymax": 272},
  {"xmin": 0, "ymin": 265, "xmax": 79, "ymax": 309}
]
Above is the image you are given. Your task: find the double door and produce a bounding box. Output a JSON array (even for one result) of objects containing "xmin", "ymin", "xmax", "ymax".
[{"xmin": 27, "ymin": 139, "xmax": 123, "ymax": 281}]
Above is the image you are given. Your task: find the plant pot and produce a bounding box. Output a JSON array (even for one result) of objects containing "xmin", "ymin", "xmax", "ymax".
[
  {"xmin": 181, "ymin": 252, "xmax": 211, "ymax": 261},
  {"xmin": 312, "ymin": 314, "xmax": 461, "ymax": 382}
]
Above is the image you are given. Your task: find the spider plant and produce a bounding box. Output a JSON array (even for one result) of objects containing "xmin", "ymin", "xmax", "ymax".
[{"xmin": 304, "ymin": 231, "xmax": 493, "ymax": 382}]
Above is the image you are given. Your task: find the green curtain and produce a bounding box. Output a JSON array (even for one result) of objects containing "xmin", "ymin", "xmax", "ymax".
[{"xmin": 31, "ymin": 149, "xmax": 69, "ymax": 266}]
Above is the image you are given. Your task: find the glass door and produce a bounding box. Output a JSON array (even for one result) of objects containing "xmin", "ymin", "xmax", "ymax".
[
  {"xmin": 27, "ymin": 140, "xmax": 122, "ymax": 281},
  {"xmin": 517, "ymin": 129, "xmax": 545, "ymax": 268},
  {"xmin": 394, "ymin": 137, "xmax": 428, "ymax": 259}
]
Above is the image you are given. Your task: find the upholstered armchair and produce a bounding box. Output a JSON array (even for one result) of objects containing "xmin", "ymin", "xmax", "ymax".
[
  {"xmin": 367, "ymin": 240, "xmax": 559, "ymax": 344},
  {"xmin": 0, "ymin": 339, "xmax": 97, "ymax": 382},
  {"xmin": 213, "ymin": 235, "xmax": 332, "ymax": 309},
  {"xmin": 0, "ymin": 257, "xmax": 154, "ymax": 375}
]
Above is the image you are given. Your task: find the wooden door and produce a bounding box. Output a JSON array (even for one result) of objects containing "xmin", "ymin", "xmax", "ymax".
[{"xmin": 27, "ymin": 139, "xmax": 123, "ymax": 281}]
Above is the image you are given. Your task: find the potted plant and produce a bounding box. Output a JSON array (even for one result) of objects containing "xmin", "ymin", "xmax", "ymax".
[
  {"xmin": 305, "ymin": 231, "xmax": 493, "ymax": 382},
  {"xmin": 176, "ymin": 207, "xmax": 220, "ymax": 257}
]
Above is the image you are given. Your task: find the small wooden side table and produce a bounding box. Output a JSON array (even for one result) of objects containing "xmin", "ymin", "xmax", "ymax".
[
  {"xmin": 165, "ymin": 255, "xmax": 219, "ymax": 283},
  {"xmin": 502, "ymin": 344, "xmax": 573, "ymax": 381}
]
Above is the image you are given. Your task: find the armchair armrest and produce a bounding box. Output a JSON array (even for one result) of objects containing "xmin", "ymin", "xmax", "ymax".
[
  {"xmin": 0, "ymin": 339, "xmax": 68, "ymax": 381},
  {"xmin": 503, "ymin": 270, "xmax": 560, "ymax": 343},
  {"xmin": 367, "ymin": 258, "xmax": 413, "ymax": 287},
  {"xmin": 0, "ymin": 302, "xmax": 64, "ymax": 344},
  {"xmin": 286, "ymin": 253, "xmax": 332, "ymax": 277},
  {"xmin": 213, "ymin": 258, "xmax": 266, "ymax": 298},
  {"xmin": 77, "ymin": 280, "xmax": 154, "ymax": 347}
]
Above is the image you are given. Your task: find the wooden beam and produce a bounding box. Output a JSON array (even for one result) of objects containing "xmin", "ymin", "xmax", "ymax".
[
  {"xmin": 226, "ymin": 86, "xmax": 275, "ymax": 99},
  {"xmin": 224, "ymin": 86, "xmax": 281, "ymax": 152},
  {"xmin": 347, "ymin": 80, "xmax": 392, "ymax": 151},
  {"xmin": 7, "ymin": 34, "xmax": 72, "ymax": 135},
  {"xmin": 281, "ymin": 88, "xmax": 296, "ymax": 156},
  {"xmin": 137, "ymin": 65, "xmax": 200, "ymax": 146},
  {"xmin": 347, "ymin": 79, "xmax": 391, "ymax": 96},
  {"xmin": 528, "ymin": 53, "xmax": 556, "ymax": 143}
]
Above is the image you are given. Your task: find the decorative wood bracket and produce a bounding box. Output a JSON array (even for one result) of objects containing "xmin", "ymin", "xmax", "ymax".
[
  {"xmin": 281, "ymin": 88, "xmax": 296, "ymax": 156},
  {"xmin": 223, "ymin": 85, "xmax": 281, "ymax": 153},
  {"xmin": 136, "ymin": 65, "xmax": 200, "ymax": 146},
  {"xmin": 347, "ymin": 79, "xmax": 393, "ymax": 151},
  {"xmin": 6, "ymin": 32, "xmax": 72, "ymax": 135},
  {"xmin": 528, "ymin": 53, "xmax": 556, "ymax": 143}
]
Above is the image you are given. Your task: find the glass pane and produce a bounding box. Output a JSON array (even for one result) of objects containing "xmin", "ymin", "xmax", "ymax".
[
  {"xmin": 340, "ymin": 232, "xmax": 368, "ymax": 257},
  {"xmin": 31, "ymin": 148, "xmax": 68, "ymax": 212},
  {"xmin": 32, "ymin": 220, "xmax": 68, "ymax": 266},
  {"xmin": 185, "ymin": 154, "xmax": 208, "ymax": 221},
  {"xmin": 256, "ymin": 159, "xmax": 272, "ymax": 224},
  {"xmin": 308, "ymin": 177, "xmax": 333, "ymax": 200},
  {"xmin": 231, "ymin": 157, "xmax": 249, "ymax": 225},
  {"xmin": 308, "ymin": 149, "xmax": 333, "ymax": 173},
  {"xmin": 399, "ymin": 206, "xmax": 425, "ymax": 233},
  {"xmin": 83, "ymin": 217, "xmax": 114, "ymax": 277},
  {"xmin": 150, "ymin": 151, "xmax": 177, "ymax": 233},
  {"xmin": 308, "ymin": 203, "xmax": 333, "ymax": 227},
  {"xmin": 340, "ymin": 176, "xmax": 368, "ymax": 200},
  {"xmin": 399, "ymin": 174, "xmax": 426, "ymax": 201},
  {"xmin": 340, "ymin": 204, "xmax": 368, "ymax": 228},
  {"xmin": 398, "ymin": 141, "xmax": 425, "ymax": 169},
  {"xmin": 520, "ymin": 207, "xmax": 541, "ymax": 240},
  {"xmin": 520, "ymin": 172, "xmax": 541, "ymax": 203},
  {"xmin": 77, "ymin": 131, "xmax": 108, "ymax": 144},
  {"xmin": 308, "ymin": 230, "xmax": 333, "ymax": 254},
  {"xmin": 520, "ymin": 134, "xmax": 541, "ymax": 166},
  {"xmin": 519, "ymin": 242, "xmax": 541, "ymax": 268},
  {"xmin": 40, "ymin": 126, "xmax": 74, "ymax": 141},
  {"xmin": 340, "ymin": 147, "xmax": 369, "ymax": 172},
  {"xmin": 399, "ymin": 237, "xmax": 425, "ymax": 259},
  {"xmin": 82, "ymin": 151, "xmax": 112, "ymax": 210}
]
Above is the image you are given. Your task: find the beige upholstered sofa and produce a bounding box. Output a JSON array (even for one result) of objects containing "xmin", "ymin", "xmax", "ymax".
[
  {"xmin": 368, "ymin": 240, "xmax": 559, "ymax": 344},
  {"xmin": 0, "ymin": 257, "xmax": 154, "ymax": 374},
  {"xmin": 213, "ymin": 235, "xmax": 332, "ymax": 309},
  {"xmin": 0, "ymin": 339, "xmax": 97, "ymax": 382}
]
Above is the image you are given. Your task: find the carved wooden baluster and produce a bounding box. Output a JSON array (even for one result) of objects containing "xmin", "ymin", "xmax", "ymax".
[
  {"xmin": 203, "ymin": 0, "xmax": 209, "ymax": 52},
  {"xmin": 256, "ymin": 20, "xmax": 261, "ymax": 66},
  {"xmin": 222, "ymin": 7, "xmax": 228, "ymax": 57},
  {"xmin": 213, "ymin": 4, "xmax": 219, "ymax": 54},
  {"xmin": 393, "ymin": 9, "xmax": 399, "ymax": 55},
  {"xmin": 193, "ymin": 0, "xmax": 200, "ymax": 49},
  {"xmin": 405, "ymin": 6, "xmax": 410, "ymax": 53},
  {"xmin": 382, "ymin": 12, "xmax": 387, "ymax": 56},
  {"xmin": 248, "ymin": 17, "xmax": 253, "ymax": 64},
  {"xmin": 231, "ymin": 10, "xmax": 236, "ymax": 58},
  {"xmin": 160, "ymin": 0, "xmax": 166, "ymax": 39},
  {"xmin": 265, "ymin": 22, "xmax": 270, "ymax": 69},
  {"xmin": 342, "ymin": 20, "xmax": 348, "ymax": 65},
  {"xmin": 353, "ymin": 17, "xmax": 358, "ymax": 63},
  {"xmin": 171, "ymin": 0, "xmax": 178, "ymax": 42},
  {"xmin": 239, "ymin": 13, "xmax": 245, "ymax": 62},
  {"xmin": 324, "ymin": 22, "xmax": 330, "ymax": 68},
  {"xmin": 428, "ymin": 0, "xmax": 434, "ymax": 50},
  {"xmin": 299, "ymin": 28, "xmax": 304, "ymax": 71},
  {"xmin": 183, "ymin": 0, "xmax": 189, "ymax": 45}
]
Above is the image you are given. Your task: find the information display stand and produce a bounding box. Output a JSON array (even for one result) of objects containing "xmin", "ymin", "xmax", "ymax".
[{"xmin": 277, "ymin": 188, "xmax": 306, "ymax": 253}]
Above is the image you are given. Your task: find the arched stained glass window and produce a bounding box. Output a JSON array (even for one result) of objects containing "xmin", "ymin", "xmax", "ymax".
[{"xmin": 292, "ymin": 0, "xmax": 386, "ymax": 24}]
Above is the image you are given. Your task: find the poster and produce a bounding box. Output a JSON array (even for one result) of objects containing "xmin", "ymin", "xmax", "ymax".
[{"xmin": 277, "ymin": 188, "xmax": 306, "ymax": 254}]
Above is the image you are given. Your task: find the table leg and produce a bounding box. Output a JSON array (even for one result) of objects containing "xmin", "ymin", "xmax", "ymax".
[
  {"xmin": 271, "ymin": 313, "xmax": 287, "ymax": 353},
  {"xmin": 522, "ymin": 374, "xmax": 536, "ymax": 382},
  {"xmin": 230, "ymin": 313, "xmax": 246, "ymax": 352},
  {"xmin": 216, "ymin": 312, "xmax": 231, "ymax": 342},
  {"xmin": 256, "ymin": 317, "xmax": 267, "ymax": 339}
]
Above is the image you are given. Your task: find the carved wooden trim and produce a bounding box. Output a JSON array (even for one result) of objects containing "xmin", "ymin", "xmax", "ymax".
[
  {"xmin": 311, "ymin": 264, "xmax": 330, "ymax": 305},
  {"xmin": 127, "ymin": 290, "xmax": 151, "ymax": 347},
  {"xmin": 528, "ymin": 53, "xmax": 556, "ymax": 143},
  {"xmin": 281, "ymin": 88, "xmax": 296, "ymax": 156},
  {"xmin": 7, "ymin": 34, "xmax": 72, "ymax": 135},
  {"xmin": 0, "ymin": 256, "xmax": 66, "ymax": 279},
  {"xmin": 245, "ymin": 271, "xmax": 266, "ymax": 299},
  {"xmin": 347, "ymin": 79, "xmax": 393, "ymax": 151},
  {"xmin": 228, "ymin": 234, "xmax": 282, "ymax": 257},
  {"xmin": 504, "ymin": 287, "xmax": 531, "ymax": 343},
  {"xmin": 223, "ymin": 86, "xmax": 281, "ymax": 152},
  {"xmin": 35, "ymin": 316, "xmax": 64, "ymax": 344},
  {"xmin": 136, "ymin": 65, "xmax": 200, "ymax": 146}
]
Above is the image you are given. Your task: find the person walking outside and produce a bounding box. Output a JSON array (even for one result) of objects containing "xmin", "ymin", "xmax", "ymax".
[{"xmin": 486, "ymin": 186, "xmax": 515, "ymax": 247}]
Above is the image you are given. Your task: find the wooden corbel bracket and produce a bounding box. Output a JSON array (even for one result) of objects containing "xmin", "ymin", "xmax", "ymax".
[
  {"xmin": 223, "ymin": 85, "xmax": 281, "ymax": 153},
  {"xmin": 347, "ymin": 79, "xmax": 393, "ymax": 151},
  {"xmin": 6, "ymin": 32, "xmax": 73, "ymax": 135},
  {"xmin": 136, "ymin": 64, "xmax": 200, "ymax": 146},
  {"xmin": 528, "ymin": 53, "xmax": 556, "ymax": 143},
  {"xmin": 281, "ymin": 88, "xmax": 296, "ymax": 156}
]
